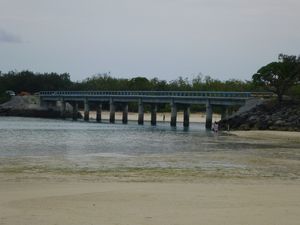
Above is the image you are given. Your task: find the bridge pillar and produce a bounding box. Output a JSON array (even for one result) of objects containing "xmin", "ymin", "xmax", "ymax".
[
  {"xmin": 183, "ymin": 105, "xmax": 190, "ymax": 128},
  {"xmin": 40, "ymin": 97, "xmax": 47, "ymax": 108},
  {"xmin": 96, "ymin": 103, "xmax": 102, "ymax": 122},
  {"xmin": 84, "ymin": 99, "xmax": 89, "ymax": 121},
  {"xmin": 109, "ymin": 99, "xmax": 115, "ymax": 123},
  {"xmin": 122, "ymin": 103, "xmax": 128, "ymax": 124},
  {"xmin": 72, "ymin": 102, "xmax": 78, "ymax": 121},
  {"xmin": 46, "ymin": 101, "xmax": 56, "ymax": 110},
  {"xmin": 60, "ymin": 100, "xmax": 66, "ymax": 119},
  {"xmin": 205, "ymin": 101, "xmax": 213, "ymax": 129},
  {"xmin": 138, "ymin": 99, "xmax": 144, "ymax": 125},
  {"xmin": 221, "ymin": 106, "xmax": 229, "ymax": 120},
  {"xmin": 151, "ymin": 104, "xmax": 157, "ymax": 126},
  {"xmin": 170, "ymin": 101, "xmax": 177, "ymax": 127}
]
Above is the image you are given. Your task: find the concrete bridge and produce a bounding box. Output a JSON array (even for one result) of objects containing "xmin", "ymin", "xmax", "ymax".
[{"xmin": 39, "ymin": 91, "xmax": 262, "ymax": 129}]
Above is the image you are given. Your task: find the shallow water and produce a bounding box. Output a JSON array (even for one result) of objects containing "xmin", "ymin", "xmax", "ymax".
[{"xmin": 0, "ymin": 117, "xmax": 299, "ymax": 178}]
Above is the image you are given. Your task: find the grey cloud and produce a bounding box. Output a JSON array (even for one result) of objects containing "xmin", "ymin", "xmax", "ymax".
[{"xmin": 0, "ymin": 29, "xmax": 22, "ymax": 43}]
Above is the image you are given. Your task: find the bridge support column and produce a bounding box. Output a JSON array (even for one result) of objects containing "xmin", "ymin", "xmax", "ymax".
[
  {"xmin": 170, "ymin": 101, "xmax": 177, "ymax": 127},
  {"xmin": 183, "ymin": 105, "xmax": 190, "ymax": 128},
  {"xmin": 109, "ymin": 99, "xmax": 115, "ymax": 123},
  {"xmin": 72, "ymin": 102, "xmax": 78, "ymax": 121},
  {"xmin": 60, "ymin": 100, "xmax": 66, "ymax": 119},
  {"xmin": 138, "ymin": 99, "xmax": 144, "ymax": 125},
  {"xmin": 84, "ymin": 100, "xmax": 89, "ymax": 121},
  {"xmin": 40, "ymin": 97, "xmax": 46, "ymax": 108},
  {"xmin": 96, "ymin": 104, "xmax": 102, "ymax": 122},
  {"xmin": 205, "ymin": 101, "xmax": 213, "ymax": 129},
  {"xmin": 47, "ymin": 101, "xmax": 56, "ymax": 110},
  {"xmin": 122, "ymin": 103, "xmax": 128, "ymax": 124},
  {"xmin": 221, "ymin": 106, "xmax": 229, "ymax": 120},
  {"xmin": 151, "ymin": 104, "xmax": 157, "ymax": 126}
]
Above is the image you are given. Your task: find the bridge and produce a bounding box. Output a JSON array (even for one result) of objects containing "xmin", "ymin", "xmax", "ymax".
[{"xmin": 39, "ymin": 91, "xmax": 266, "ymax": 129}]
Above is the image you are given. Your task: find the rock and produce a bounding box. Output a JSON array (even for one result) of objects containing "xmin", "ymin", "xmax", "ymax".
[
  {"xmin": 218, "ymin": 100, "xmax": 300, "ymax": 131},
  {"xmin": 0, "ymin": 96, "xmax": 82, "ymax": 119},
  {"xmin": 274, "ymin": 120, "xmax": 285, "ymax": 126},
  {"xmin": 239, "ymin": 124, "xmax": 250, "ymax": 130}
]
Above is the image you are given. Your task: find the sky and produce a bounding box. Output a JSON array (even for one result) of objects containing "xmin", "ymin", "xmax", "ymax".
[{"xmin": 0, "ymin": 0, "xmax": 300, "ymax": 82}]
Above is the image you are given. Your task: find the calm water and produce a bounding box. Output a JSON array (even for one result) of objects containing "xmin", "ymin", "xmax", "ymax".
[{"xmin": 0, "ymin": 117, "xmax": 294, "ymax": 171}]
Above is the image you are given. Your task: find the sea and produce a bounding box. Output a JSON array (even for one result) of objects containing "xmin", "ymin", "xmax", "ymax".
[{"xmin": 0, "ymin": 116, "xmax": 298, "ymax": 176}]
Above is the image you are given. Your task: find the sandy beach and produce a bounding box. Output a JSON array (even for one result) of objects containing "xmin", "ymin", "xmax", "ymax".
[
  {"xmin": 1, "ymin": 126, "xmax": 300, "ymax": 225},
  {"xmin": 0, "ymin": 179, "xmax": 299, "ymax": 225}
]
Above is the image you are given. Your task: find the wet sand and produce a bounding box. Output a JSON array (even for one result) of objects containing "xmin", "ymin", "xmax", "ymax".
[
  {"xmin": 0, "ymin": 130, "xmax": 300, "ymax": 225},
  {"xmin": 230, "ymin": 130, "xmax": 300, "ymax": 142}
]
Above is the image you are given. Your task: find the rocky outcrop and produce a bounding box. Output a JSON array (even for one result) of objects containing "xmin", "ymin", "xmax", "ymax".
[
  {"xmin": 0, "ymin": 96, "xmax": 81, "ymax": 119},
  {"xmin": 219, "ymin": 100, "xmax": 300, "ymax": 131},
  {"xmin": 0, "ymin": 107, "xmax": 64, "ymax": 118}
]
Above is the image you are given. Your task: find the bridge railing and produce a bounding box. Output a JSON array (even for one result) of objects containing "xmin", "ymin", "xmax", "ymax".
[
  {"xmin": 250, "ymin": 92, "xmax": 275, "ymax": 98},
  {"xmin": 39, "ymin": 91, "xmax": 256, "ymax": 98}
]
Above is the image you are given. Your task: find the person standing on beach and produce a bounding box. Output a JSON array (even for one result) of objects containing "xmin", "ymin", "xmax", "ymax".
[{"xmin": 212, "ymin": 121, "xmax": 219, "ymax": 133}]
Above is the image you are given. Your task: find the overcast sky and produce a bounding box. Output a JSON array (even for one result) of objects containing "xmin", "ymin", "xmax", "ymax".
[{"xmin": 1, "ymin": 0, "xmax": 299, "ymax": 81}]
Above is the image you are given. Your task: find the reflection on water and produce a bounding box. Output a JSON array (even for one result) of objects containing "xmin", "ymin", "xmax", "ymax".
[
  {"xmin": 0, "ymin": 117, "xmax": 277, "ymax": 156},
  {"xmin": 0, "ymin": 117, "xmax": 299, "ymax": 177}
]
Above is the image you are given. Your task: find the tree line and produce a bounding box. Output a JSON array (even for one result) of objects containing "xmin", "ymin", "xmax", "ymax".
[
  {"xmin": 0, "ymin": 71, "xmax": 257, "ymax": 94},
  {"xmin": 1, "ymin": 54, "xmax": 300, "ymax": 103}
]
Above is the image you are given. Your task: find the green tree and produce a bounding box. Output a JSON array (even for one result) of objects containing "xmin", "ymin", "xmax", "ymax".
[
  {"xmin": 128, "ymin": 77, "xmax": 150, "ymax": 90},
  {"xmin": 253, "ymin": 54, "xmax": 300, "ymax": 102},
  {"xmin": 169, "ymin": 76, "xmax": 191, "ymax": 91},
  {"xmin": 0, "ymin": 70, "xmax": 72, "ymax": 94}
]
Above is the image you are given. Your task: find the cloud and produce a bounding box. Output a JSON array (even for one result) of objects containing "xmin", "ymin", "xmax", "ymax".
[{"xmin": 0, "ymin": 29, "xmax": 22, "ymax": 43}]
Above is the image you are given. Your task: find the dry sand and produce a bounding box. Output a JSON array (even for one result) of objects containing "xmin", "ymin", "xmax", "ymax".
[{"xmin": 0, "ymin": 179, "xmax": 299, "ymax": 225}]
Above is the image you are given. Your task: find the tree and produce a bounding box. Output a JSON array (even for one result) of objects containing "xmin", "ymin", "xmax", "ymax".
[
  {"xmin": 253, "ymin": 54, "xmax": 300, "ymax": 102},
  {"xmin": 128, "ymin": 77, "xmax": 150, "ymax": 90},
  {"xmin": 0, "ymin": 70, "xmax": 73, "ymax": 93}
]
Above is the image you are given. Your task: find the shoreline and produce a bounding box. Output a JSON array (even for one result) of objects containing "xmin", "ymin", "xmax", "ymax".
[
  {"xmin": 1, "ymin": 117, "xmax": 300, "ymax": 225},
  {"xmin": 229, "ymin": 130, "xmax": 300, "ymax": 142}
]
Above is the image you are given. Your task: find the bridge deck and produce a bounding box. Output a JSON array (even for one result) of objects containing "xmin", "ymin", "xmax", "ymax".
[
  {"xmin": 39, "ymin": 91, "xmax": 273, "ymax": 106},
  {"xmin": 40, "ymin": 91, "xmax": 252, "ymax": 98},
  {"xmin": 38, "ymin": 91, "xmax": 273, "ymax": 127}
]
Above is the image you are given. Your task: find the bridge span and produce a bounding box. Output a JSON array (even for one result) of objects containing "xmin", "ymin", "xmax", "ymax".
[{"xmin": 39, "ymin": 91, "xmax": 257, "ymax": 129}]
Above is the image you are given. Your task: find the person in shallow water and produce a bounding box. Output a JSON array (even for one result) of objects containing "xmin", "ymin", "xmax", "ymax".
[{"xmin": 212, "ymin": 121, "xmax": 219, "ymax": 133}]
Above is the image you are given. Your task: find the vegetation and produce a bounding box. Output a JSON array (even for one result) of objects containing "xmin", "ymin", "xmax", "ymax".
[
  {"xmin": 0, "ymin": 71, "xmax": 256, "ymax": 94},
  {"xmin": 0, "ymin": 70, "xmax": 72, "ymax": 94},
  {"xmin": 253, "ymin": 54, "xmax": 300, "ymax": 102},
  {"xmin": 0, "ymin": 92, "xmax": 10, "ymax": 104},
  {"xmin": 1, "ymin": 53, "xmax": 299, "ymax": 105}
]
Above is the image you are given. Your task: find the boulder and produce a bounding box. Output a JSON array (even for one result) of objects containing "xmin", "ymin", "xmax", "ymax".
[{"xmin": 219, "ymin": 100, "xmax": 300, "ymax": 131}]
